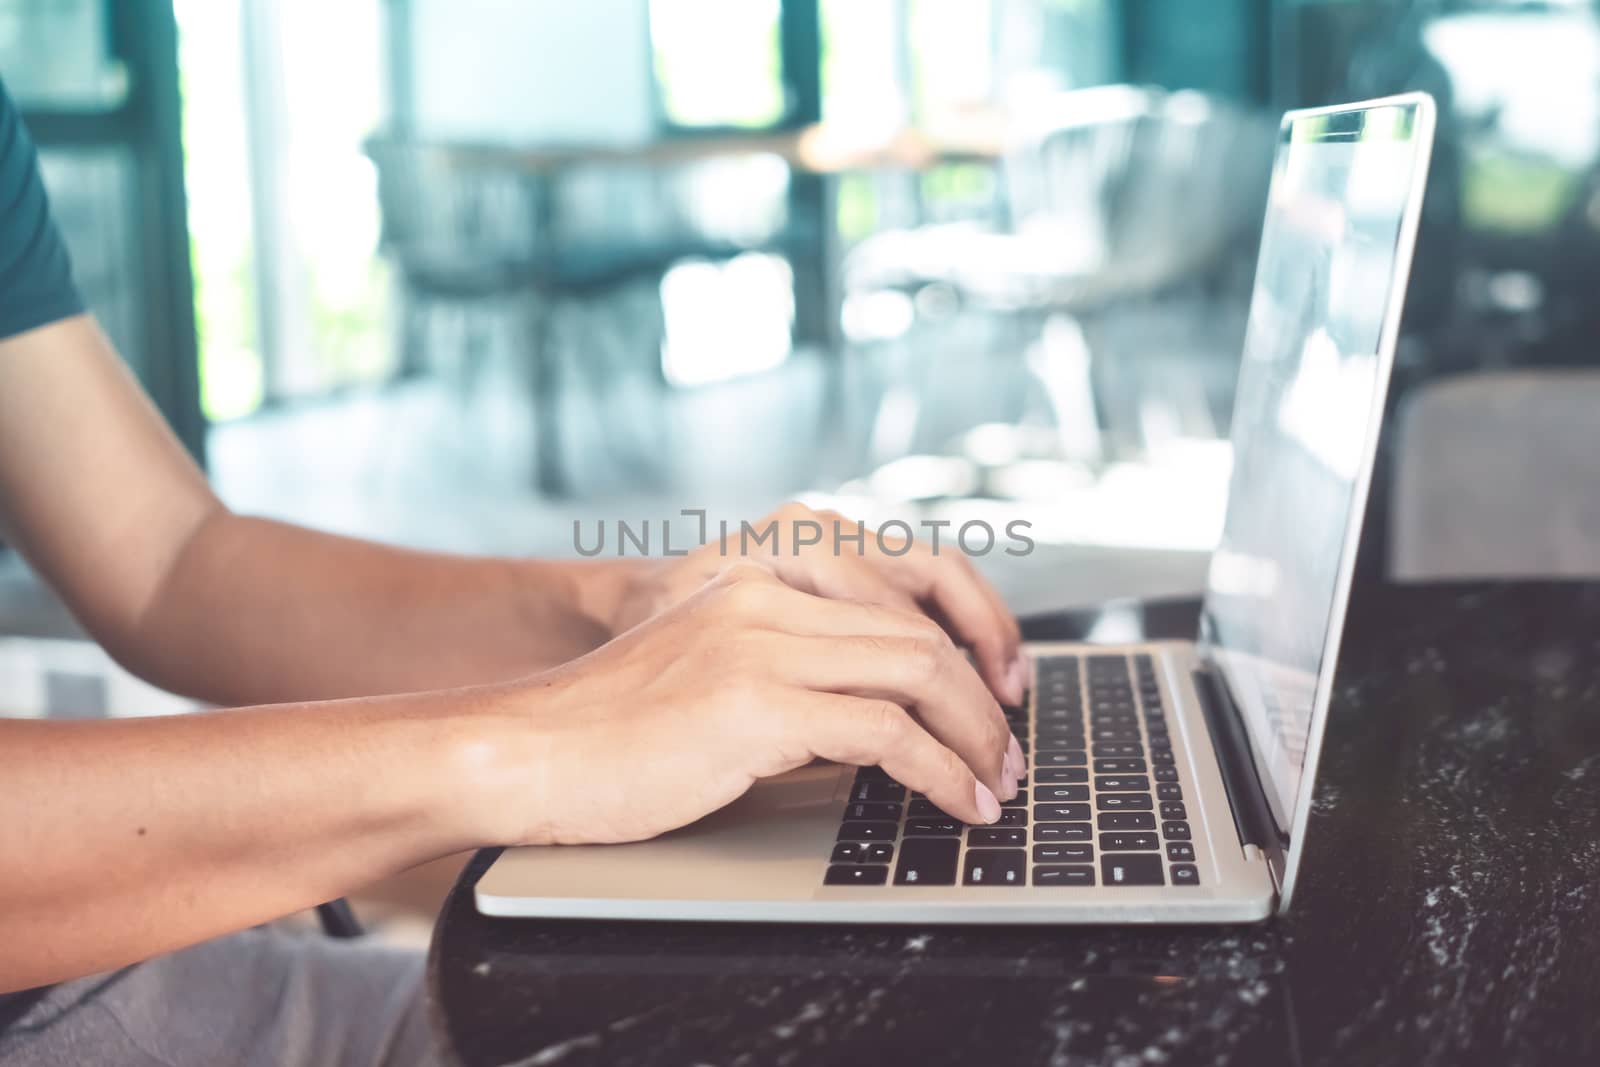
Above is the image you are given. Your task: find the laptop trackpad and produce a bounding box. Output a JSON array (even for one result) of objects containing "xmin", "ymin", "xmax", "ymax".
[{"xmin": 477, "ymin": 762, "xmax": 848, "ymax": 908}]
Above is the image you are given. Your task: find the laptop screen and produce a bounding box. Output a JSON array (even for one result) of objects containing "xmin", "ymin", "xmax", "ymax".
[{"xmin": 1199, "ymin": 99, "xmax": 1433, "ymax": 840}]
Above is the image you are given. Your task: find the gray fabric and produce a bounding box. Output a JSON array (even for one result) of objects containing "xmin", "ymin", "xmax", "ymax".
[{"xmin": 0, "ymin": 928, "xmax": 439, "ymax": 1067}]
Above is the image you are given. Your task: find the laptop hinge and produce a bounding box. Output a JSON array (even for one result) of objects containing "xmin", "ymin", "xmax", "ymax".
[{"xmin": 1191, "ymin": 665, "xmax": 1283, "ymax": 866}]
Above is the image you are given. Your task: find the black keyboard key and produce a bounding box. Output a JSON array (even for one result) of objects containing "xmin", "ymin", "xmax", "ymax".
[
  {"xmin": 1094, "ymin": 743, "xmax": 1143, "ymax": 758},
  {"xmin": 1166, "ymin": 842, "xmax": 1196, "ymax": 862},
  {"xmin": 1153, "ymin": 766, "xmax": 1179, "ymax": 783},
  {"xmin": 830, "ymin": 842, "xmax": 894, "ymax": 863},
  {"xmin": 1035, "ymin": 706, "xmax": 1082, "ymax": 723},
  {"xmin": 855, "ymin": 766, "xmax": 893, "ymax": 783},
  {"xmin": 893, "ymin": 838, "xmax": 960, "ymax": 885},
  {"xmin": 963, "ymin": 849, "xmax": 1027, "ymax": 886},
  {"xmin": 1035, "ymin": 785, "xmax": 1089, "ymax": 803},
  {"xmin": 1156, "ymin": 783, "xmax": 1183, "ymax": 801},
  {"xmin": 1036, "ymin": 714, "xmax": 1084, "ymax": 729},
  {"xmin": 1034, "ymin": 823, "xmax": 1092, "ymax": 842},
  {"xmin": 1097, "ymin": 811, "xmax": 1156, "ymax": 830},
  {"xmin": 1034, "ymin": 767, "xmax": 1088, "ymax": 784},
  {"xmin": 1160, "ymin": 801, "xmax": 1187, "ymax": 820},
  {"xmin": 1170, "ymin": 864, "xmax": 1200, "ymax": 886},
  {"xmin": 1035, "ymin": 721, "xmax": 1082, "ymax": 736},
  {"xmin": 1034, "ymin": 803, "xmax": 1091, "ymax": 822},
  {"xmin": 825, "ymin": 864, "xmax": 889, "ymax": 885},
  {"xmin": 1162, "ymin": 821, "xmax": 1192, "ymax": 840},
  {"xmin": 1091, "ymin": 729, "xmax": 1141, "ymax": 744},
  {"xmin": 1096, "ymin": 793, "xmax": 1153, "ymax": 811},
  {"xmin": 1094, "ymin": 775, "xmax": 1149, "ymax": 792},
  {"xmin": 905, "ymin": 818, "xmax": 962, "ymax": 836},
  {"xmin": 1035, "ymin": 750, "xmax": 1087, "ymax": 767},
  {"xmin": 844, "ymin": 801, "xmax": 903, "ymax": 822},
  {"xmin": 1151, "ymin": 750, "xmax": 1175, "ymax": 765},
  {"xmin": 1033, "ymin": 842, "xmax": 1093, "ymax": 863},
  {"xmin": 1033, "ymin": 865, "xmax": 1095, "ymax": 886},
  {"xmin": 837, "ymin": 820, "xmax": 899, "ymax": 841},
  {"xmin": 1000, "ymin": 789, "xmax": 1029, "ymax": 809},
  {"xmin": 968, "ymin": 828, "xmax": 1026, "ymax": 847},
  {"xmin": 1100, "ymin": 831, "xmax": 1160, "ymax": 851},
  {"xmin": 851, "ymin": 780, "xmax": 906, "ymax": 803},
  {"xmin": 908, "ymin": 798, "xmax": 955, "ymax": 819},
  {"xmin": 1101, "ymin": 854, "xmax": 1164, "ymax": 886},
  {"xmin": 1094, "ymin": 758, "xmax": 1146, "ymax": 774},
  {"xmin": 997, "ymin": 808, "xmax": 1028, "ymax": 827}
]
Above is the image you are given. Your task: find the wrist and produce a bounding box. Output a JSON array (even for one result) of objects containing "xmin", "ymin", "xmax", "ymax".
[{"xmin": 440, "ymin": 681, "xmax": 561, "ymax": 848}]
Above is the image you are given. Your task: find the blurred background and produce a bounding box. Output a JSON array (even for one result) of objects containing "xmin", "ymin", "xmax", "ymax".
[{"xmin": 3, "ymin": 0, "xmax": 1599, "ymax": 632}]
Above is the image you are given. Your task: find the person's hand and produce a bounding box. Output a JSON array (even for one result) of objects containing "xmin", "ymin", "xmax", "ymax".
[
  {"xmin": 609, "ymin": 502, "xmax": 1026, "ymax": 706},
  {"xmin": 493, "ymin": 564, "xmax": 1026, "ymax": 846}
]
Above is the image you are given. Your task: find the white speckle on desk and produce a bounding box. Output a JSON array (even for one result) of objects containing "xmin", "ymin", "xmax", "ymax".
[
  {"xmin": 498, "ymin": 1032, "xmax": 600, "ymax": 1067},
  {"xmin": 771, "ymin": 1000, "xmax": 827, "ymax": 1040}
]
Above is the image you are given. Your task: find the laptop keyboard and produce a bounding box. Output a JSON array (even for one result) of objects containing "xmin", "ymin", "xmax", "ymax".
[{"xmin": 824, "ymin": 652, "xmax": 1200, "ymax": 889}]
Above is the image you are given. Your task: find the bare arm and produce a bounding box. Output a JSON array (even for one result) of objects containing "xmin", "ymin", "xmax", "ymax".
[
  {"xmin": 0, "ymin": 692, "xmax": 515, "ymax": 992},
  {"xmin": 0, "ymin": 316, "xmax": 637, "ymax": 705}
]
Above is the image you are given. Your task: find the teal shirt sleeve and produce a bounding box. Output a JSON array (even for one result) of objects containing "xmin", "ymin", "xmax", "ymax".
[{"xmin": 0, "ymin": 76, "xmax": 85, "ymax": 340}]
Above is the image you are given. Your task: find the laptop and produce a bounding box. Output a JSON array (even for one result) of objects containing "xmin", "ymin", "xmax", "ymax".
[{"xmin": 476, "ymin": 93, "xmax": 1437, "ymax": 924}]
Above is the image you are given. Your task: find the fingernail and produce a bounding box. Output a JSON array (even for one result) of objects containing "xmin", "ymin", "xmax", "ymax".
[
  {"xmin": 1008, "ymin": 735, "xmax": 1026, "ymax": 779},
  {"xmin": 974, "ymin": 781, "xmax": 1002, "ymax": 824},
  {"xmin": 1007, "ymin": 657, "xmax": 1028, "ymax": 704},
  {"xmin": 999, "ymin": 758, "xmax": 1020, "ymax": 801}
]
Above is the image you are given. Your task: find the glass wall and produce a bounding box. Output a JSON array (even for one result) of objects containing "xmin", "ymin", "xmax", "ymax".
[{"xmin": 176, "ymin": 0, "xmax": 391, "ymax": 419}]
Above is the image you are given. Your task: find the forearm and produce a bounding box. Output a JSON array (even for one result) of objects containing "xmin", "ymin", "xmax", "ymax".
[
  {"xmin": 0, "ymin": 690, "xmax": 522, "ymax": 992},
  {"xmin": 104, "ymin": 511, "xmax": 642, "ymax": 705}
]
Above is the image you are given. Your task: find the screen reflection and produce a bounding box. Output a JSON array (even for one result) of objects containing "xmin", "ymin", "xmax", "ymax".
[{"xmin": 1203, "ymin": 103, "xmax": 1426, "ymax": 829}]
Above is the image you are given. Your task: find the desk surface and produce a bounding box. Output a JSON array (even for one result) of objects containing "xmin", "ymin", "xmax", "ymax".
[{"xmin": 428, "ymin": 582, "xmax": 1600, "ymax": 1066}]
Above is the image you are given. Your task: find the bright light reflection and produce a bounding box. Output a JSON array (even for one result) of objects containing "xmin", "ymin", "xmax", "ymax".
[{"xmin": 660, "ymin": 253, "xmax": 794, "ymax": 388}]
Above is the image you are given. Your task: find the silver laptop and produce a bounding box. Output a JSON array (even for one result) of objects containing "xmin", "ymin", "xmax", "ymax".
[{"xmin": 477, "ymin": 94, "xmax": 1437, "ymax": 925}]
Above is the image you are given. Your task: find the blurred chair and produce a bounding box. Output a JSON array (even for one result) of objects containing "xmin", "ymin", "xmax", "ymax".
[
  {"xmin": 842, "ymin": 85, "xmax": 1273, "ymax": 470},
  {"xmin": 366, "ymin": 137, "xmax": 547, "ymax": 485},
  {"xmin": 1390, "ymin": 370, "xmax": 1600, "ymax": 579},
  {"xmin": 367, "ymin": 139, "xmax": 543, "ymax": 376}
]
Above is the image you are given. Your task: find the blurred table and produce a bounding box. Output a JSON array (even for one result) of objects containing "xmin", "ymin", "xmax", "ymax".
[
  {"xmin": 427, "ymin": 579, "xmax": 1600, "ymax": 1065},
  {"xmin": 424, "ymin": 118, "xmax": 1006, "ymax": 176}
]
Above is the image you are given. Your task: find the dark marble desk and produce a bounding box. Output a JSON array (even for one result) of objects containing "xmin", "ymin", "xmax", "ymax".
[{"xmin": 428, "ymin": 582, "xmax": 1600, "ymax": 1066}]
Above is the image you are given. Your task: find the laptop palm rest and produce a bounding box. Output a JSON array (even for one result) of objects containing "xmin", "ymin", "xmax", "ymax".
[{"xmin": 476, "ymin": 763, "xmax": 851, "ymax": 914}]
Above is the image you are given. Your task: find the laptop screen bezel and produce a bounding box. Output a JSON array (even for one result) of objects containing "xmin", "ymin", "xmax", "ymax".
[{"xmin": 1195, "ymin": 92, "xmax": 1437, "ymax": 911}]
